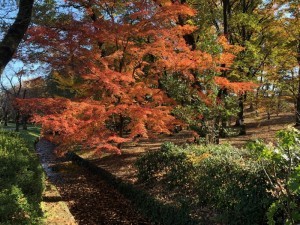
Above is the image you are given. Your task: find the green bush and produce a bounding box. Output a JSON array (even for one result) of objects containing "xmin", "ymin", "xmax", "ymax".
[
  {"xmin": 136, "ymin": 143, "xmax": 273, "ymax": 224},
  {"xmin": 247, "ymin": 127, "xmax": 300, "ymax": 225},
  {"xmin": 136, "ymin": 142, "xmax": 195, "ymax": 190},
  {"xmin": 0, "ymin": 130, "xmax": 44, "ymax": 225},
  {"xmin": 192, "ymin": 145, "xmax": 272, "ymax": 224}
]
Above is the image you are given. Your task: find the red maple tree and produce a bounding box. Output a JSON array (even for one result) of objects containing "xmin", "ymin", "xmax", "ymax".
[{"xmin": 17, "ymin": 0, "xmax": 255, "ymax": 154}]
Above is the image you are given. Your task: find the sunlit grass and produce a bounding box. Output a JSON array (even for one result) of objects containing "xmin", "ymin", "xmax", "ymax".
[{"xmin": 0, "ymin": 123, "xmax": 41, "ymax": 148}]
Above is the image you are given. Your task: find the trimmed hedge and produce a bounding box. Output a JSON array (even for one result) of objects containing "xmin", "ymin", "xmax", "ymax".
[
  {"xmin": 66, "ymin": 152, "xmax": 199, "ymax": 225},
  {"xmin": 0, "ymin": 131, "xmax": 44, "ymax": 225}
]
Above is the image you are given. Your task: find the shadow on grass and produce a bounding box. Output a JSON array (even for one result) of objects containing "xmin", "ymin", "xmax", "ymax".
[{"xmin": 0, "ymin": 123, "xmax": 41, "ymax": 147}]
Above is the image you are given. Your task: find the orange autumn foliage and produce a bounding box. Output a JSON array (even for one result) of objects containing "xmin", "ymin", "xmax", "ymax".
[
  {"xmin": 17, "ymin": 0, "xmax": 251, "ymax": 154},
  {"xmin": 214, "ymin": 77, "xmax": 258, "ymax": 94}
]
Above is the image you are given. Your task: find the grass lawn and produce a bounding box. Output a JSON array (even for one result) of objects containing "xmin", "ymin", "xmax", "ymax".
[{"xmin": 0, "ymin": 123, "xmax": 41, "ymax": 147}]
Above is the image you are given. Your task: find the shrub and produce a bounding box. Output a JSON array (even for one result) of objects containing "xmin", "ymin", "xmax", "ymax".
[
  {"xmin": 136, "ymin": 143, "xmax": 273, "ymax": 224},
  {"xmin": 136, "ymin": 142, "xmax": 196, "ymax": 191},
  {"xmin": 192, "ymin": 145, "xmax": 272, "ymax": 224},
  {"xmin": 247, "ymin": 127, "xmax": 300, "ymax": 225},
  {"xmin": 0, "ymin": 130, "xmax": 44, "ymax": 224}
]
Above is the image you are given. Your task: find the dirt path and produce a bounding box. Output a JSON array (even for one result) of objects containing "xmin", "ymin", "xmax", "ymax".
[{"xmin": 36, "ymin": 139, "xmax": 151, "ymax": 225}]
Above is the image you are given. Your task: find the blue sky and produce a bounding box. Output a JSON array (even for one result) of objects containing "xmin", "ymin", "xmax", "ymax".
[
  {"xmin": 0, "ymin": 0, "xmax": 85, "ymax": 89},
  {"xmin": 0, "ymin": 1, "xmax": 62, "ymax": 88}
]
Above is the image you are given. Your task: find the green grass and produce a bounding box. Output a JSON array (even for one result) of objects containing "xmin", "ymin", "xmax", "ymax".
[
  {"xmin": 0, "ymin": 123, "xmax": 41, "ymax": 148},
  {"xmin": 19, "ymin": 126, "xmax": 41, "ymax": 147}
]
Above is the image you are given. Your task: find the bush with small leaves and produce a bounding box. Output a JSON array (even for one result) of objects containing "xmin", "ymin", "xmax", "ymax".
[
  {"xmin": 136, "ymin": 143, "xmax": 274, "ymax": 224},
  {"xmin": 247, "ymin": 127, "xmax": 300, "ymax": 225},
  {"xmin": 192, "ymin": 144, "xmax": 273, "ymax": 224},
  {"xmin": 136, "ymin": 142, "xmax": 196, "ymax": 191},
  {"xmin": 0, "ymin": 131, "xmax": 44, "ymax": 224}
]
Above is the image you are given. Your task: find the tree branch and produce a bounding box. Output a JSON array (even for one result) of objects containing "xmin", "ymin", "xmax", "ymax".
[{"xmin": 0, "ymin": 0, "xmax": 34, "ymax": 75}]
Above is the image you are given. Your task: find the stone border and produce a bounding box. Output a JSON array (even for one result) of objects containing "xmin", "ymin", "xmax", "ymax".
[
  {"xmin": 41, "ymin": 180, "xmax": 77, "ymax": 225},
  {"xmin": 35, "ymin": 139, "xmax": 77, "ymax": 225}
]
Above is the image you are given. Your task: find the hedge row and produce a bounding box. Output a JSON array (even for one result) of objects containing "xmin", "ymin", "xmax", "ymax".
[
  {"xmin": 0, "ymin": 131, "xmax": 44, "ymax": 225},
  {"xmin": 66, "ymin": 152, "xmax": 199, "ymax": 225}
]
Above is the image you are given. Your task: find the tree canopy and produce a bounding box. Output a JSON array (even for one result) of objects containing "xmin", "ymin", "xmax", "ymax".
[{"xmin": 0, "ymin": 0, "xmax": 299, "ymax": 154}]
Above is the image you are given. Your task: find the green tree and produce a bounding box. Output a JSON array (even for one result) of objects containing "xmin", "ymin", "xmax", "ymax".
[{"xmin": 276, "ymin": 0, "xmax": 300, "ymax": 126}]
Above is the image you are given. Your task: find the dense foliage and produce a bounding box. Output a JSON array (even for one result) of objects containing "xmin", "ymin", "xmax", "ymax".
[
  {"xmin": 136, "ymin": 128, "xmax": 300, "ymax": 225},
  {"xmin": 0, "ymin": 0, "xmax": 298, "ymax": 155},
  {"xmin": 0, "ymin": 131, "xmax": 44, "ymax": 224},
  {"xmin": 248, "ymin": 127, "xmax": 300, "ymax": 225},
  {"xmin": 0, "ymin": 1, "xmax": 299, "ymax": 224},
  {"xmin": 14, "ymin": 0, "xmax": 257, "ymax": 154}
]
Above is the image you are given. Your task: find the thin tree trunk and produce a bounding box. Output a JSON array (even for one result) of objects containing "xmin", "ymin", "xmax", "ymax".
[
  {"xmin": 255, "ymin": 75, "xmax": 263, "ymax": 116},
  {"xmin": 277, "ymin": 90, "xmax": 282, "ymax": 116},
  {"xmin": 296, "ymin": 41, "xmax": 300, "ymax": 126},
  {"xmin": 218, "ymin": 88, "xmax": 228, "ymax": 138},
  {"xmin": 22, "ymin": 115, "xmax": 28, "ymax": 130},
  {"xmin": 235, "ymin": 0, "xmax": 247, "ymax": 135},
  {"xmin": 0, "ymin": 0, "xmax": 34, "ymax": 75},
  {"xmin": 235, "ymin": 94, "xmax": 246, "ymax": 135},
  {"xmin": 217, "ymin": 0, "xmax": 230, "ymax": 139},
  {"xmin": 296, "ymin": 69, "xmax": 300, "ymax": 126},
  {"xmin": 214, "ymin": 118, "xmax": 220, "ymax": 144},
  {"xmin": 223, "ymin": 0, "xmax": 229, "ymax": 36},
  {"xmin": 249, "ymin": 97, "xmax": 254, "ymax": 111},
  {"xmin": 15, "ymin": 111, "xmax": 20, "ymax": 132},
  {"xmin": 3, "ymin": 111, "xmax": 8, "ymax": 126},
  {"xmin": 119, "ymin": 115, "xmax": 124, "ymax": 137},
  {"xmin": 22, "ymin": 89, "xmax": 27, "ymax": 130}
]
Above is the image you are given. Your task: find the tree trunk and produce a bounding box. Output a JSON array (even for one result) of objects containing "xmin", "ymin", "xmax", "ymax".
[
  {"xmin": 217, "ymin": 88, "xmax": 228, "ymax": 138},
  {"xmin": 214, "ymin": 118, "xmax": 220, "ymax": 144},
  {"xmin": 277, "ymin": 90, "xmax": 282, "ymax": 116},
  {"xmin": 217, "ymin": 0, "xmax": 230, "ymax": 139},
  {"xmin": 0, "ymin": 0, "xmax": 34, "ymax": 75},
  {"xmin": 22, "ymin": 115, "xmax": 28, "ymax": 130},
  {"xmin": 3, "ymin": 111, "xmax": 8, "ymax": 126},
  {"xmin": 119, "ymin": 115, "xmax": 124, "ymax": 137},
  {"xmin": 15, "ymin": 111, "xmax": 20, "ymax": 132},
  {"xmin": 296, "ymin": 41, "xmax": 300, "ymax": 127},
  {"xmin": 235, "ymin": 0, "xmax": 247, "ymax": 135},
  {"xmin": 255, "ymin": 75, "xmax": 263, "ymax": 116},
  {"xmin": 249, "ymin": 100, "xmax": 254, "ymax": 111},
  {"xmin": 205, "ymin": 119, "xmax": 219, "ymax": 144},
  {"xmin": 235, "ymin": 94, "xmax": 246, "ymax": 135},
  {"xmin": 296, "ymin": 68, "xmax": 300, "ymax": 126},
  {"xmin": 223, "ymin": 0, "xmax": 229, "ymax": 36}
]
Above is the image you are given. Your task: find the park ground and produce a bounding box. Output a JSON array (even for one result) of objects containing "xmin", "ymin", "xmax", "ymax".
[
  {"xmin": 2, "ymin": 110, "xmax": 296, "ymax": 224},
  {"xmin": 82, "ymin": 111, "xmax": 296, "ymax": 184}
]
